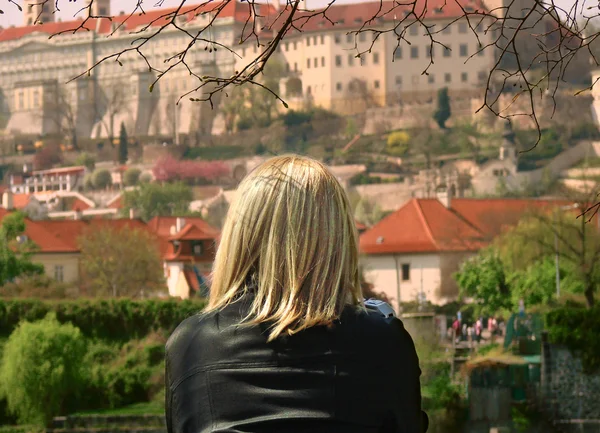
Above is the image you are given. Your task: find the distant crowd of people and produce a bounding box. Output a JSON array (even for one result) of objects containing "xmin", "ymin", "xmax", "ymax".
[{"xmin": 449, "ymin": 313, "xmax": 506, "ymax": 344}]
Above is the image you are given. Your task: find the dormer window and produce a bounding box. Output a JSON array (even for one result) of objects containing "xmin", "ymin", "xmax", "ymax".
[{"xmin": 192, "ymin": 241, "xmax": 204, "ymax": 256}]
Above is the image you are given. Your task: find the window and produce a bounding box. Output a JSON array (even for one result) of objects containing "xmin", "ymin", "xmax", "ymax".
[
  {"xmin": 428, "ymin": 74, "xmax": 435, "ymax": 84},
  {"xmin": 478, "ymin": 46, "xmax": 485, "ymax": 56},
  {"xmin": 294, "ymin": 62, "xmax": 298, "ymax": 71},
  {"xmin": 445, "ymin": 73, "xmax": 451, "ymax": 83},
  {"xmin": 373, "ymin": 52, "xmax": 380, "ymax": 64},
  {"xmin": 293, "ymin": 41, "xmax": 297, "ymax": 50},
  {"xmin": 409, "ymin": 25, "xmax": 418, "ymax": 36},
  {"xmin": 192, "ymin": 241, "xmax": 204, "ymax": 256},
  {"xmin": 54, "ymin": 265, "xmax": 64, "ymax": 282},
  {"xmin": 395, "ymin": 76, "xmax": 402, "ymax": 86},
  {"xmin": 348, "ymin": 54, "xmax": 354, "ymax": 66},
  {"xmin": 314, "ymin": 57, "xmax": 318, "ymax": 67},
  {"xmin": 442, "ymin": 24, "xmax": 451, "ymax": 34},
  {"xmin": 284, "ymin": 42, "xmax": 289, "ymax": 51},
  {"xmin": 459, "ymin": 22, "xmax": 467, "ymax": 33},
  {"xmin": 313, "ymin": 36, "xmax": 318, "ymax": 45},
  {"xmin": 334, "ymin": 34, "xmax": 341, "ymax": 43},
  {"xmin": 320, "ymin": 35, "xmax": 325, "ymax": 44},
  {"xmin": 33, "ymin": 90, "xmax": 40, "ymax": 108},
  {"xmin": 336, "ymin": 82, "xmax": 342, "ymax": 91},
  {"xmin": 374, "ymin": 80, "xmax": 380, "ymax": 89},
  {"xmin": 461, "ymin": 72, "xmax": 468, "ymax": 82},
  {"xmin": 286, "ymin": 63, "xmax": 290, "ymax": 72},
  {"xmin": 401, "ymin": 264, "xmax": 410, "ymax": 281},
  {"xmin": 359, "ymin": 32, "xmax": 366, "ymax": 42},
  {"xmin": 335, "ymin": 55, "xmax": 342, "ymax": 66},
  {"xmin": 321, "ymin": 56, "xmax": 325, "ymax": 67},
  {"xmin": 443, "ymin": 46, "xmax": 451, "ymax": 57},
  {"xmin": 18, "ymin": 91, "xmax": 24, "ymax": 110},
  {"xmin": 307, "ymin": 58, "xmax": 311, "ymax": 68},
  {"xmin": 410, "ymin": 46, "xmax": 418, "ymax": 58},
  {"xmin": 459, "ymin": 43, "xmax": 468, "ymax": 57},
  {"xmin": 360, "ymin": 55, "xmax": 366, "ymax": 66},
  {"xmin": 393, "ymin": 47, "xmax": 402, "ymax": 60},
  {"xmin": 307, "ymin": 37, "xmax": 311, "ymax": 46},
  {"xmin": 476, "ymin": 23, "xmax": 483, "ymax": 33},
  {"xmin": 478, "ymin": 70, "xmax": 486, "ymax": 81},
  {"xmin": 346, "ymin": 33, "xmax": 353, "ymax": 43}
]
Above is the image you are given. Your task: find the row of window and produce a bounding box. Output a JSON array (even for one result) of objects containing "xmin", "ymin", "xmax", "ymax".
[
  {"xmin": 392, "ymin": 43, "xmax": 485, "ymax": 60},
  {"xmin": 392, "ymin": 70, "xmax": 487, "ymax": 86}
]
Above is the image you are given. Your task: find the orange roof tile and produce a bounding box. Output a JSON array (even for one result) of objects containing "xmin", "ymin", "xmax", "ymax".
[
  {"xmin": 168, "ymin": 223, "xmax": 216, "ymax": 241},
  {"xmin": 147, "ymin": 216, "xmax": 219, "ymax": 238},
  {"xmin": 12, "ymin": 194, "xmax": 31, "ymax": 210},
  {"xmin": 359, "ymin": 198, "xmax": 572, "ymax": 255}
]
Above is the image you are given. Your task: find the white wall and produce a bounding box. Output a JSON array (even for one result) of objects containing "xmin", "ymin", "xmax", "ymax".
[
  {"xmin": 361, "ymin": 253, "xmax": 442, "ymax": 311},
  {"xmin": 166, "ymin": 262, "xmax": 184, "ymax": 298}
]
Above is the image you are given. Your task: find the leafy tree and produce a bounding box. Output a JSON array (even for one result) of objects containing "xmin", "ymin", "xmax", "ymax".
[
  {"xmin": 123, "ymin": 168, "xmax": 141, "ymax": 187},
  {"xmin": 354, "ymin": 198, "xmax": 385, "ymax": 227},
  {"xmin": 121, "ymin": 182, "xmax": 193, "ymax": 221},
  {"xmin": 454, "ymin": 248, "xmax": 512, "ymax": 315},
  {"xmin": 386, "ymin": 131, "xmax": 411, "ymax": 156},
  {"xmin": 92, "ymin": 169, "xmax": 112, "ymax": 190},
  {"xmin": 117, "ymin": 122, "xmax": 128, "ymax": 164},
  {"xmin": 0, "ymin": 212, "xmax": 44, "ymax": 285},
  {"xmin": 74, "ymin": 152, "xmax": 96, "ymax": 171},
  {"xmin": 78, "ymin": 225, "xmax": 165, "ymax": 297},
  {"xmin": 433, "ymin": 87, "xmax": 451, "ymax": 129},
  {"xmin": 0, "ymin": 313, "xmax": 88, "ymax": 427},
  {"xmin": 495, "ymin": 207, "xmax": 600, "ymax": 307}
]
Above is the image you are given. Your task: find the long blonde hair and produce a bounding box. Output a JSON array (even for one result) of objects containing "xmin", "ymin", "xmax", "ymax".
[{"xmin": 207, "ymin": 155, "xmax": 363, "ymax": 341}]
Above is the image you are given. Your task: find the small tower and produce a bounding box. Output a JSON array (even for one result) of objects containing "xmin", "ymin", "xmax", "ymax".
[
  {"xmin": 90, "ymin": 0, "xmax": 111, "ymax": 17},
  {"xmin": 23, "ymin": 2, "xmax": 55, "ymax": 26},
  {"xmin": 499, "ymin": 119, "xmax": 518, "ymax": 162}
]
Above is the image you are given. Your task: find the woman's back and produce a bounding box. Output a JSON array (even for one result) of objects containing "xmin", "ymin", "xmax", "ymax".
[{"xmin": 166, "ymin": 294, "xmax": 426, "ymax": 433}]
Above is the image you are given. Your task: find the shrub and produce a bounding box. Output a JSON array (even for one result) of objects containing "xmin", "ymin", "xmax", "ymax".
[
  {"xmin": 0, "ymin": 314, "xmax": 88, "ymax": 426},
  {"xmin": 0, "ymin": 274, "xmax": 73, "ymax": 299},
  {"xmin": 386, "ymin": 131, "xmax": 410, "ymax": 156},
  {"xmin": 0, "ymin": 298, "xmax": 205, "ymax": 341},
  {"xmin": 74, "ymin": 153, "xmax": 96, "ymax": 171},
  {"xmin": 92, "ymin": 169, "xmax": 112, "ymax": 189},
  {"xmin": 123, "ymin": 168, "xmax": 141, "ymax": 187},
  {"xmin": 139, "ymin": 172, "xmax": 153, "ymax": 183}
]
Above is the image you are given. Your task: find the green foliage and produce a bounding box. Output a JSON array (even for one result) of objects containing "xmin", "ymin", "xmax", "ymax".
[
  {"xmin": 0, "ymin": 314, "xmax": 88, "ymax": 426},
  {"xmin": 454, "ymin": 249, "xmax": 512, "ymax": 315},
  {"xmin": 0, "ymin": 212, "xmax": 44, "ymax": 285},
  {"xmin": 354, "ymin": 198, "xmax": 385, "ymax": 227},
  {"xmin": 344, "ymin": 117, "xmax": 359, "ymax": 139},
  {"xmin": 139, "ymin": 172, "xmax": 153, "ymax": 184},
  {"xmin": 120, "ymin": 182, "xmax": 193, "ymax": 221},
  {"xmin": 571, "ymin": 122, "xmax": 600, "ymax": 141},
  {"xmin": 433, "ymin": 87, "xmax": 451, "ymax": 129},
  {"xmin": 546, "ymin": 305, "xmax": 600, "ymax": 373},
  {"xmin": 0, "ymin": 298, "xmax": 205, "ymax": 341},
  {"xmin": 184, "ymin": 145, "xmax": 249, "ymax": 161},
  {"xmin": 74, "ymin": 152, "xmax": 96, "ymax": 171},
  {"xmin": 118, "ymin": 123, "xmax": 128, "ymax": 164},
  {"xmin": 123, "ymin": 168, "xmax": 141, "ymax": 187},
  {"xmin": 0, "ymin": 274, "xmax": 72, "ymax": 299},
  {"xmin": 92, "ymin": 169, "xmax": 112, "ymax": 190},
  {"xmin": 386, "ymin": 131, "xmax": 411, "ymax": 156}
]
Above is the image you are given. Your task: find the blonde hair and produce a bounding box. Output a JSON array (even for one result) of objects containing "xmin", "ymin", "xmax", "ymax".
[{"xmin": 207, "ymin": 155, "xmax": 363, "ymax": 341}]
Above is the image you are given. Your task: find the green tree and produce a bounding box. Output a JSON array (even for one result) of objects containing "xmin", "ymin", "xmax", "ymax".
[
  {"xmin": 118, "ymin": 122, "xmax": 128, "ymax": 164},
  {"xmin": 495, "ymin": 206, "xmax": 600, "ymax": 307},
  {"xmin": 121, "ymin": 182, "xmax": 193, "ymax": 221},
  {"xmin": 454, "ymin": 248, "xmax": 512, "ymax": 315},
  {"xmin": 386, "ymin": 131, "xmax": 411, "ymax": 156},
  {"xmin": 139, "ymin": 172, "xmax": 153, "ymax": 183},
  {"xmin": 433, "ymin": 87, "xmax": 451, "ymax": 129},
  {"xmin": 78, "ymin": 225, "xmax": 165, "ymax": 297},
  {"xmin": 92, "ymin": 169, "xmax": 112, "ymax": 190},
  {"xmin": 74, "ymin": 152, "xmax": 96, "ymax": 171},
  {"xmin": 354, "ymin": 198, "xmax": 385, "ymax": 227},
  {"xmin": 0, "ymin": 313, "xmax": 88, "ymax": 427},
  {"xmin": 0, "ymin": 212, "xmax": 44, "ymax": 285},
  {"xmin": 123, "ymin": 168, "xmax": 141, "ymax": 187}
]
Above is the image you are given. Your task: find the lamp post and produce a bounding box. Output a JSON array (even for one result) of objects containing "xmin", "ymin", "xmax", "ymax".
[{"xmin": 554, "ymin": 203, "xmax": 580, "ymax": 298}]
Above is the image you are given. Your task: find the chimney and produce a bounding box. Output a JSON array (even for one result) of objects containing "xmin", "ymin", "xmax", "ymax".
[
  {"xmin": 176, "ymin": 217, "xmax": 186, "ymax": 232},
  {"xmin": 436, "ymin": 184, "xmax": 451, "ymax": 208},
  {"xmin": 2, "ymin": 191, "xmax": 13, "ymax": 210},
  {"xmin": 74, "ymin": 210, "xmax": 82, "ymax": 220}
]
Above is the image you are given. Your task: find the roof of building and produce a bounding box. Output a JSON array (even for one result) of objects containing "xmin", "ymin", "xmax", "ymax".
[
  {"xmin": 0, "ymin": 0, "xmax": 486, "ymax": 43},
  {"xmin": 359, "ymin": 197, "xmax": 573, "ymax": 254},
  {"xmin": 168, "ymin": 223, "xmax": 217, "ymax": 241}
]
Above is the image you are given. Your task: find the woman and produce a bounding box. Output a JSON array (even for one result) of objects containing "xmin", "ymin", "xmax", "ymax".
[{"xmin": 165, "ymin": 155, "xmax": 428, "ymax": 433}]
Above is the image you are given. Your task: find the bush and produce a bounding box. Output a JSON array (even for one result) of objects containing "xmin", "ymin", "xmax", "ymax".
[
  {"xmin": 0, "ymin": 314, "xmax": 88, "ymax": 426},
  {"xmin": 546, "ymin": 305, "xmax": 600, "ymax": 373},
  {"xmin": 74, "ymin": 153, "xmax": 96, "ymax": 171},
  {"xmin": 123, "ymin": 168, "xmax": 141, "ymax": 187},
  {"xmin": 139, "ymin": 172, "xmax": 153, "ymax": 184},
  {"xmin": 92, "ymin": 169, "xmax": 112, "ymax": 189},
  {"xmin": 386, "ymin": 131, "xmax": 410, "ymax": 156},
  {"xmin": 0, "ymin": 298, "xmax": 206, "ymax": 341},
  {"xmin": 0, "ymin": 274, "xmax": 73, "ymax": 299}
]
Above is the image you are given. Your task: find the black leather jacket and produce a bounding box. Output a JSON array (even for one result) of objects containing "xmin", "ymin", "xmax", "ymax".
[{"xmin": 165, "ymin": 294, "xmax": 428, "ymax": 433}]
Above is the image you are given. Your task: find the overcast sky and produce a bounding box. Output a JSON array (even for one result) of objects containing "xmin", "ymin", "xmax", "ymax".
[{"xmin": 0, "ymin": 0, "xmax": 588, "ymax": 29}]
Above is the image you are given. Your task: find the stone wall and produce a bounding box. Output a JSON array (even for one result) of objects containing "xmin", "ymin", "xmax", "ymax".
[{"xmin": 541, "ymin": 335, "xmax": 600, "ymax": 422}]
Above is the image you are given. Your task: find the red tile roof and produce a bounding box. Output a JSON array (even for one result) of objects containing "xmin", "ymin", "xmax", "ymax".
[
  {"xmin": 12, "ymin": 194, "xmax": 32, "ymax": 210},
  {"xmin": 106, "ymin": 194, "xmax": 123, "ymax": 209},
  {"xmin": 360, "ymin": 198, "xmax": 572, "ymax": 255},
  {"xmin": 168, "ymin": 223, "xmax": 216, "ymax": 241},
  {"xmin": 147, "ymin": 216, "xmax": 219, "ymax": 238},
  {"xmin": 0, "ymin": 0, "xmax": 485, "ymax": 43}
]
